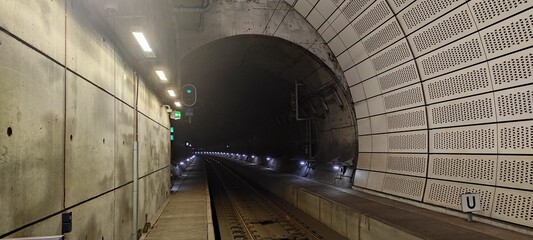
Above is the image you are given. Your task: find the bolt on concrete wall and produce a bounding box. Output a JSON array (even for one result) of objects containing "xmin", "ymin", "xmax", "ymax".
[{"xmin": 0, "ymin": 1, "xmax": 170, "ymax": 238}]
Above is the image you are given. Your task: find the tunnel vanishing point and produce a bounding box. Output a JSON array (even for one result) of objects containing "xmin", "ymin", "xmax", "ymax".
[{"xmin": 0, "ymin": 0, "xmax": 532, "ymax": 239}]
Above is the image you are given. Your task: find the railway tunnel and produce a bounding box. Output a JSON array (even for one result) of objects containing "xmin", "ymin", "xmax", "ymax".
[{"xmin": 0, "ymin": 0, "xmax": 532, "ymax": 239}]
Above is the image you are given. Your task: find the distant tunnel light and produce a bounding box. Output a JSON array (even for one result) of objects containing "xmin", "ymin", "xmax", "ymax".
[
  {"xmin": 174, "ymin": 101, "xmax": 182, "ymax": 108},
  {"xmin": 155, "ymin": 70, "xmax": 168, "ymax": 81},
  {"xmin": 167, "ymin": 90, "xmax": 176, "ymax": 97},
  {"xmin": 333, "ymin": 165, "xmax": 340, "ymax": 170},
  {"xmin": 132, "ymin": 32, "xmax": 153, "ymax": 52},
  {"xmin": 299, "ymin": 161, "xmax": 306, "ymax": 166}
]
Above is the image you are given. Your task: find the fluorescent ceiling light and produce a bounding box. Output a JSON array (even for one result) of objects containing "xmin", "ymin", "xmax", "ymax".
[
  {"xmin": 167, "ymin": 90, "xmax": 176, "ymax": 97},
  {"xmin": 132, "ymin": 32, "xmax": 152, "ymax": 52},
  {"xmin": 155, "ymin": 70, "xmax": 168, "ymax": 81},
  {"xmin": 174, "ymin": 101, "xmax": 182, "ymax": 108}
]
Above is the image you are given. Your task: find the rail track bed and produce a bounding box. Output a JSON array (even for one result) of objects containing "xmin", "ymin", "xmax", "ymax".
[{"xmin": 205, "ymin": 156, "xmax": 346, "ymax": 240}]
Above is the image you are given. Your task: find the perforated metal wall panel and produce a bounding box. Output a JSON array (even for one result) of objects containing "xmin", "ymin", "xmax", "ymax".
[
  {"xmin": 424, "ymin": 179, "xmax": 495, "ymax": 216},
  {"xmin": 417, "ymin": 34, "xmax": 487, "ymax": 80},
  {"xmin": 386, "ymin": 153, "xmax": 428, "ymax": 177},
  {"xmin": 386, "ymin": 107, "xmax": 427, "ymax": 132},
  {"xmin": 428, "ymin": 155, "xmax": 497, "ymax": 185},
  {"xmin": 337, "ymin": 0, "xmax": 533, "ymax": 227},
  {"xmin": 376, "ymin": 61, "xmax": 420, "ymax": 93},
  {"xmin": 427, "ymin": 93, "xmax": 496, "ymax": 128},
  {"xmin": 491, "ymin": 188, "xmax": 533, "ymax": 227},
  {"xmin": 388, "ymin": 130, "xmax": 428, "ymax": 153},
  {"xmin": 422, "ymin": 63, "xmax": 493, "ymax": 104},
  {"xmin": 489, "ymin": 49, "xmax": 533, "ymax": 90},
  {"xmin": 382, "ymin": 174, "xmax": 425, "ymax": 200},
  {"xmin": 496, "ymin": 155, "xmax": 533, "ymax": 190},
  {"xmin": 498, "ymin": 120, "xmax": 533, "ymax": 154},
  {"xmin": 382, "ymin": 83, "xmax": 424, "ymax": 112},
  {"xmin": 430, "ymin": 124, "xmax": 498, "ymax": 154},
  {"xmin": 408, "ymin": 5, "xmax": 477, "ymax": 57},
  {"xmin": 397, "ymin": 0, "xmax": 465, "ymax": 34}
]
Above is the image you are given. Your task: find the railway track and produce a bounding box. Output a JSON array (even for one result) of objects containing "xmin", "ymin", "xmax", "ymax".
[{"xmin": 205, "ymin": 156, "xmax": 326, "ymax": 240}]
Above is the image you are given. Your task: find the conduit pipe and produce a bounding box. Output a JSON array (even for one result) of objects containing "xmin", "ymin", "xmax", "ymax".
[
  {"xmin": 132, "ymin": 72, "xmax": 140, "ymax": 240},
  {"xmin": 173, "ymin": 0, "xmax": 213, "ymax": 14}
]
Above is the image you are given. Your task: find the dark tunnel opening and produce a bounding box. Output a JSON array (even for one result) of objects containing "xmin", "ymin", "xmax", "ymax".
[{"xmin": 171, "ymin": 35, "xmax": 357, "ymax": 185}]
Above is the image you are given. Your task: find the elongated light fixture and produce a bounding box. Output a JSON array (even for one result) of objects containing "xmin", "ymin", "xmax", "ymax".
[
  {"xmin": 167, "ymin": 90, "xmax": 176, "ymax": 97},
  {"xmin": 155, "ymin": 70, "xmax": 168, "ymax": 81}
]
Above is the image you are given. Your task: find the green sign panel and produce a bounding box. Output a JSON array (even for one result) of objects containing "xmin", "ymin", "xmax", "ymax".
[{"xmin": 174, "ymin": 111, "xmax": 181, "ymax": 120}]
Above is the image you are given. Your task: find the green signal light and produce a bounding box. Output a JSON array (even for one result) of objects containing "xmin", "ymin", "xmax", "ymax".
[
  {"xmin": 170, "ymin": 135, "xmax": 174, "ymax": 141},
  {"xmin": 174, "ymin": 111, "xmax": 181, "ymax": 120},
  {"xmin": 186, "ymin": 89, "xmax": 192, "ymax": 94},
  {"xmin": 170, "ymin": 127, "xmax": 174, "ymax": 133}
]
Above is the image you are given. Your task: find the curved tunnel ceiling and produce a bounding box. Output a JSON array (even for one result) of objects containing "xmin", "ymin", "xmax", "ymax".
[{"xmin": 177, "ymin": 35, "xmax": 344, "ymax": 148}]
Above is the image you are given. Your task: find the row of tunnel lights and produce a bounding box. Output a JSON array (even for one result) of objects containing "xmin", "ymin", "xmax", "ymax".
[
  {"xmin": 196, "ymin": 151, "xmax": 341, "ymax": 171},
  {"xmin": 132, "ymin": 32, "xmax": 182, "ymax": 109}
]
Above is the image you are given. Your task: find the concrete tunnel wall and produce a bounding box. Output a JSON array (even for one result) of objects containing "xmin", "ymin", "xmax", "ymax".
[
  {"xmin": 0, "ymin": 1, "xmax": 170, "ymax": 239},
  {"xmin": 180, "ymin": 0, "xmax": 533, "ymax": 229}
]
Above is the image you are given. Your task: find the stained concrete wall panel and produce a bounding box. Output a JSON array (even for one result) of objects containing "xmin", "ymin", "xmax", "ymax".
[
  {"xmin": 138, "ymin": 113, "xmax": 151, "ymax": 177},
  {"xmin": 0, "ymin": 0, "xmax": 66, "ymax": 63},
  {"xmin": 319, "ymin": 198, "xmax": 333, "ymax": 227},
  {"xmin": 114, "ymin": 56, "xmax": 135, "ymax": 106},
  {"xmin": 66, "ymin": 192, "xmax": 114, "ymax": 240},
  {"xmin": 6, "ymin": 215, "xmax": 61, "ymax": 238},
  {"xmin": 115, "ymin": 100, "xmax": 134, "ymax": 187},
  {"xmin": 114, "ymin": 184, "xmax": 133, "ymax": 240},
  {"xmin": 0, "ymin": 31, "xmax": 65, "ymax": 234},
  {"xmin": 297, "ymin": 190, "xmax": 320, "ymax": 219},
  {"xmin": 345, "ymin": 210, "xmax": 361, "ymax": 240},
  {"xmin": 331, "ymin": 203, "xmax": 347, "ymax": 236},
  {"xmin": 66, "ymin": 3, "xmax": 115, "ymax": 94},
  {"xmin": 137, "ymin": 80, "xmax": 150, "ymax": 116},
  {"xmin": 65, "ymin": 72, "xmax": 115, "ymax": 207}
]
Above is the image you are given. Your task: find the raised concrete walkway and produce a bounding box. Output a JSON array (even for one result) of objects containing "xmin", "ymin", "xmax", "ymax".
[{"xmin": 142, "ymin": 160, "xmax": 214, "ymax": 240}]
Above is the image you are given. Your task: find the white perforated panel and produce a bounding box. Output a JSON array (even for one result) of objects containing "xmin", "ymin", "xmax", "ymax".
[
  {"xmin": 489, "ymin": 49, "xmax": 533, "ymax": 90},
  {"xmin": 480, "ymin": 11, "xmax": 533, "ymax": 59},
  {"xmin": 424, "ymin": 179, "xmax": 495, "ymax": 216},
  {"xmin": 387, "ymin": 0, "xmax": 415, "ymax": 14},
  {"xmin": 340, "ymin": 0, "xmax": 374, "ymax": 23},
  {"xmin": 417, "ymin": 34, "xmax": 487, "ymax": 80},
  {"xmin": 408, "ymin": 5, "xmax": 477, "ymax": 57},
  {"xmin": 356, "ymin": 58, "xmax": 377, "ymax": 80},
  {"xmin": 383, "ymin": 84, "xmax": 424, "ymax": 112},
  {"xmin": 377, "ymin": 61, "xmax": 420, "ymax": 93},
  {"xmin": 382, "ymin": 174, "xmax": 426, "ymax": 200},
  {"xmin": 339, "ymin": 26, "xmax": 360, "ymax": 49},
  {"xmin": 370, "ymin": 39, "xmax": 413, "ymax": 75},
  {"xmin": 495, "ymin": 85, "xmax": 533, "ymax": 122},
  {"xmin": 428, "ymin": 154, "xmax": 497, "ymax": 185},
  {"xmin": 361, "ymin": 18, "xmax": 404, "ymax": 55},
  {"xmin": 367, "ymin": 95, "xmax": 386, "ymax": 116},
  {"xmin": 372, "ymin": 134, "xmax": 388, "ymax": 152},
  {"xmin": 498, "ymin": 120, "xmax": 533, "ymax": 154},
  {"xmin": 347, "ymin": 42, "xmax": 369, "ymax": 64},
  {"xmin": 491, "ymin": 188, "xmax": 533, "ymax": 227},
  {"xmin": 351, "ymin": 0, "xmax": 393, "ymax": 38},
  {"xmin": 423, "ymin": 63, "xmax": 493, "ymax": 104},
  {"xmin": 386, "ymin": 153, "xmax": 428, "ymax": 177},
  {"xmin": 496, "ymin": 155, "xmax": 533, "ymax": 190},
  {"xmin": 345, "ymin": 67, "xmax": 362, "ymax": 86},
  {"xmin": 386, "ymin": 107, "xmax": 427, "ymax": 132},
  {"xmin": 470, "ymin": 0, "xmax": 533, "ymax": 29},
  {"xmin": 397, "ymin": 0, "xmax": 465, "ymax": 34},
  {"xmin": 430, "ymin": 124, "xmax": 498, "ymax": 154},
  {"xmin": 427, "ymin": 93, "xmax": 496, "ymax": 128},
  {"xmin": 388, "ymin": 130, "xmax": 428, "ymax": 153}
]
